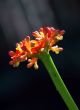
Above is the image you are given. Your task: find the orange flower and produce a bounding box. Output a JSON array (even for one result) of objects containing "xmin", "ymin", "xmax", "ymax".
[{"xmin": 9, "ymin": 27, "xmax": 64, "ymax": 69}]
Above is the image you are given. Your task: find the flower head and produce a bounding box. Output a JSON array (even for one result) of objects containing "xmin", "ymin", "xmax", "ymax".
[{"xmin": 9, "ymin": 27, "xmax": 64, "ymax": 69}]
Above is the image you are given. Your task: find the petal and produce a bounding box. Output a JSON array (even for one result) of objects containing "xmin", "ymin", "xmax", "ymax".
[
  {"xmin": 51, "ymin": 45, "xmax": 63, "ymax": 54},
  {"xmin": 32, "ymin": 31, "xmax": 42, "ymax": 38},
  {"xmin": 56, "ymin": 35, "xmax": 63, "ymax": 40},
  {"xmin": 8, "ymin": 51, "xmax": 15, "ymax": 56},
  {"xmin": 27, "ymin": 58, "xmax": 38, "ymax": 68}
]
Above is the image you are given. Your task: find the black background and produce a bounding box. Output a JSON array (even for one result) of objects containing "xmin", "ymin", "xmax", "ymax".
[{"xmin": 0, "ymin": 0, "xmax": 80, "ymax": 109}]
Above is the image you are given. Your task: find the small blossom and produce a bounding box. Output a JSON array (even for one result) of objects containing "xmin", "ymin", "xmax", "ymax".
[
  {"xmin": 9, "ymin": 27, "xmax": 64, "ymax": 69},
  {"xmin": 51, "ymin": 45, "xmax": 63, "ymax": 54},
  {"xmin": 27, "ymin": 58, "xmax": 38, "ymax": 69}
]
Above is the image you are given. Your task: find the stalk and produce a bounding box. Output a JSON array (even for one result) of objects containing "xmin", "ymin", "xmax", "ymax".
[{"xmin": 39, "ymin": 52, "xmax": 79, "ymax": 110}]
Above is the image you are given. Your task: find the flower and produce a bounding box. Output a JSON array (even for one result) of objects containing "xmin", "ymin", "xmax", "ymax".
[{"xmin": 9, "ymin": 27, "xmax": 64, "ymax": 69}]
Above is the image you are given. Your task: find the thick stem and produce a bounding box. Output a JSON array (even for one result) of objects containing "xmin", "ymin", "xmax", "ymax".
[{"xmin": 39, "ymin": 53, "xmax": 79, "ymax": 110}]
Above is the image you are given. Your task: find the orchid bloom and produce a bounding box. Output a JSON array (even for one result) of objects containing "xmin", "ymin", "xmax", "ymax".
[{"xmin": 9, "ymin": 27, "xmax": 64, "ymax": 69}]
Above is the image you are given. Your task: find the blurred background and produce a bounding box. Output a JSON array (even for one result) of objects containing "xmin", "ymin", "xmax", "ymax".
[{"xmin": 0, "ymin": 0, "xmax": 80, "ymax": 109}]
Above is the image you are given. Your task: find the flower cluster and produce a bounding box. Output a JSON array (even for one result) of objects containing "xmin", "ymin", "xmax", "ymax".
[{"xmin": 9, "ymin": 27, "xmax": 64, "ymax": 69}]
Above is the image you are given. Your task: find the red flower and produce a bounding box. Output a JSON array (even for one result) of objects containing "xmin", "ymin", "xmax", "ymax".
[{"xmin": 9, "ymin": 27, "xmax": 64, "ymax": 69}]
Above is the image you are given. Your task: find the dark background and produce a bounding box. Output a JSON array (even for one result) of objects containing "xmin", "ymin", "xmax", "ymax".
[{"xmin": 0, "ymin": 0, "xmax": 80, "ymax": 109}]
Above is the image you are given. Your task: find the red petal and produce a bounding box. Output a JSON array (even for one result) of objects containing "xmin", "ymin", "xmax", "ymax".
[
  {"xmin": 59, "ymin": 30, "xmax": 65, "ymax": 35},
  {"xmin": 9, "ymin": 61, "xmax": 13, "ymax": 65},
  {"xmin": 8, "ymin": 51, "xmax": 15, "ymax": 56}
]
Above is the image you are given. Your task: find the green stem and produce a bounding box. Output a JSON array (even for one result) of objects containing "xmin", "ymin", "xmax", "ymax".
[{"xmin": 39, "ymin": 52, "xmax": 79, "ymax": 110}]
